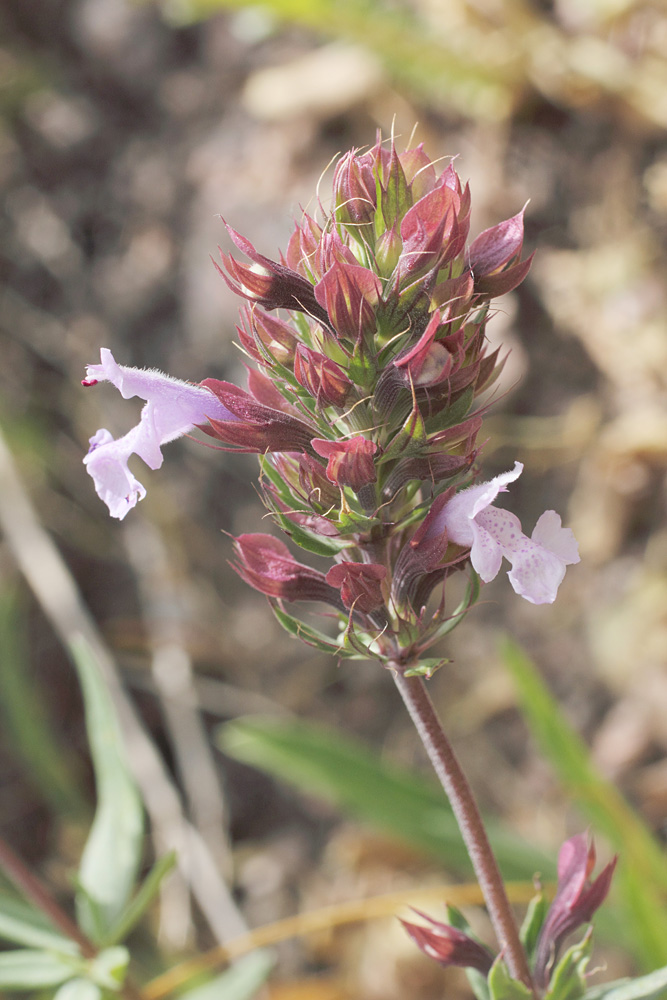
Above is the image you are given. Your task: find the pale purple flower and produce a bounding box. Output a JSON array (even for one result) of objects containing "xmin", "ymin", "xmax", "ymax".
[
  {"xmin": 82, "ymin": 348, "xmax": 234, "ymax": 519},
  {"xmin": 439, "ymin": 462, "xmax": 580, "ymax": 604}
]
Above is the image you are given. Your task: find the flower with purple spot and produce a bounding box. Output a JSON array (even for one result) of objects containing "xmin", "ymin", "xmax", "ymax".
[{"xmin": 435, "ymin": 462, "xmax": 580, "ymax": 605}]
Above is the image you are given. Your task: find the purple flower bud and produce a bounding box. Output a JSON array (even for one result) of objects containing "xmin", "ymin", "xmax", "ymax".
[
  {"xmin": 237, "ymin": 306, "xmax": 298, "ymax": 366},
  {"xmin": 314, "ymin": 260, "xmax": 382, "ymax": 345},
  {"xmin": 216, "ymin": 222, "xmax": 330, "ymax": 327},
  {"xmin": 423, "ymin": 462, "xmax": 580, "ymax": 604},
  {"xmin": 468, "ymin": 207, "xmax": 526, "ymax": 277},
  {"xmin": 467, "ymin": 207, "xmax": 533, "ymax": 298},
  {"xmin": 332, "ymin": 147, "xmax": 377, "ymax": 226},
  {"xmin": 402, "ymin": 910, "xmax": 493, "ymax": 974},
  {"xmin": 396, "ymin": 185, "xmax": 459, "ymax": 284},
  {"xmin": 202, "ymin": 379, "xmax": 317, "ymax": 454},
  {"xmin": 232, "ymin": 534, "xmax": 341, "ymax": 604},
  {"xmin": 326, "ymin": 561, "xmax": 387, "ymax": 613},
  {"xmin": 285, "ymin": 214, "xmax": 324, "ymax": 281},
  {"xmin": 294, "ymin": 344, "xmax": 353, "ymax": 408},
  {"xmin": 82, "ymin": 349, "xmax": 232, "ymax": 519},
  {"xmin": 295, "ymin": 454, "xmax": 339, "ymax": 507},
  {"xmin": 399, "ymin": 143, "xmax": 437, "ymax": 200},
  {"xmin": 534, "ymin": 834, "xmax": 617, "ymax": 990},
  {"xmin": 394, "ymin": 311, "xmax": 454, "ymax": 387},
  {"xmin": 311, "ymin": 436, "xmax": 378, "ymax": 492}
]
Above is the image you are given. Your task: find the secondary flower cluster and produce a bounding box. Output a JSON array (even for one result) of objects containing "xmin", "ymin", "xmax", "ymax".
[
  {"xmin": 402, "ymin": 834, "xmax": 616, "ymax": 995},
  {"xmin": 83, "ymin": 136, "xmax": 579, "ymax": 669}
]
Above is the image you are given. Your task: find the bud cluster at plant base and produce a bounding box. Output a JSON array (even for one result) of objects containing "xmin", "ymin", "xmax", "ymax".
[
  {"xmin": 82, "ymin": 134, "xmax": 579, "ymax": 673},
  {"xmin": 402, "ymin": 834, "xmax": 618, "ymax": 999}
]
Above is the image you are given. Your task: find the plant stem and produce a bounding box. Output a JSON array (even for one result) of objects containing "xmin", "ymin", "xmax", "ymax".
[
  {"xmin": 391, "ymin": 670, "xmax": 535, "ymax": 993},
  {"xmin": 0, "ymin": 835, "xmax": 96, "ymax": 958}
]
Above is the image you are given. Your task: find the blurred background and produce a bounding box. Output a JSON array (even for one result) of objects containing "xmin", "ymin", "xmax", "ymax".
[{"xmin": 1, "ymin": 0, "xmax": 667, "ymax": 996}]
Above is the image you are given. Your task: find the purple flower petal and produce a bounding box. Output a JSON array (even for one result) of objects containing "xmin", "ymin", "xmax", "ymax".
[
  {"xmin": 439, "ymin": 462, "xmax": 579, "ymax": 604},
  {"xmin": 83, "ymin": 349, "xmax": 232, "ymax": 519}
]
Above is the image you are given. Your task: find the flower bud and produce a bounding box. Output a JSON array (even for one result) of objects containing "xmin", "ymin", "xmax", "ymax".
[
  {"xmin": 232, "ymin": 533, "xmax": 341, "ymax": 605},
  {"xmin": 534, "ymin": 834, "xmax": 617, "ymax": 990},
  {"xmin": 238, "ymin": 306, "xmax": 298, "ymax": 366},
  {"xmin": 326, "ymin": 561, "xmax": 386, "ymax": 613},
  {"xmin": 311, "ymin": 436, "xmax": 378, "ymax": 492},
  {"xmin": 332, "ymin": 147, "xmax": 376, "ymax": 227},
  {"xmin": 294, "ymin": 344, "xmax": 353, "ymax": 409},
  {"xmin": 217, "ymin": 222, "xmax": 330, "ymax": 327},
  {"xmin": 314, "ymin": 260, "xmax": 382, "ymax": 345},
  {"xmin": 402, "ymin": 910, "xmax": 493, "ymax": 974},
  {"xmin": 202, "ymin": 379, "xmax": 316, "ymax": 454}
]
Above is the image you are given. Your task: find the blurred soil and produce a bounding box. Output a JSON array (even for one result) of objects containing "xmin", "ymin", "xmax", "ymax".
[{"xmin": 1, "ymin": 0, "xmax": 666, "ymax": 996}]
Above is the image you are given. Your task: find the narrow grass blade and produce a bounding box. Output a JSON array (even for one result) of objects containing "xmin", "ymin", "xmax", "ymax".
[
  {"xmin": 217, "ymin": 716, "xmax": 553, "ymax": 881},
  {"xmin": 178, "ymin": 953, "xmax": 274, "ymax": 1000},
  {"xmin": 500, "ymin": 636, "xmax": 667, "ymax": 968},
  {"xmin": 104, "ymin": 852, "xmax": 177, "ymax": 946},
  {"xmin": 0, "ymin": 589, "xmax": 85, "ymax": 816}
]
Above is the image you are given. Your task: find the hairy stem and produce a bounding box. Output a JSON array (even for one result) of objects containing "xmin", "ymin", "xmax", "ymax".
[{"xmin": 391, "ymin": 670, "xmax": 535, "ymax": 992}]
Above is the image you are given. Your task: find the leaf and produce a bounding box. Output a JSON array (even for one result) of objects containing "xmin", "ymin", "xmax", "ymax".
[
  {"xmin": 501, "ymin": 636, "xmax": 667, "ymax": 968},
  {"xmin": 69, "ymin": 636, "xmax": 144, "ymax": 944},
  {"xmin": 487, "ymin": 957, "xmax": 533, "ymax": 1000},
  {"xmin": 217, "ymin": 716, "xmax": 553, "ymax": 880},
  {"xmin": 403, "ymin": 657, "xmax": 451, "ymax": 678},
  {"xmin": 179, "ymin": 952, "xmax": 275, "ymax": 1000},
  {"xmin": 104, "ymin": 852, "xmax": 177, "ymax": 946},
  {"xmin": 87, "ymin": 946, "xmax": 129, "ymax": 989},
  {"xmin": 270, "ymin": 605, "xmax": 355, "ymax": 658},
  {"xmin": 0, "ymin": 949, "xmax": 77, "ymax": 988},
  {"xmin": 585, "ymin": 965, "xmax": 667, "ymax": 1000},
  {"xmin": 0, "ymin": 897, "xmax": 79, "ymax": 954},
  {"xmin": 55, "ymin": 979, "xmax": 102, "ymax": 1000},
  {"xmin": 518, "ymin": 890, "xmax": 547, "ymax": 962},
  {"xmin": 547, "ymin": 933, "xmax": 591, "ymax": 1000}
]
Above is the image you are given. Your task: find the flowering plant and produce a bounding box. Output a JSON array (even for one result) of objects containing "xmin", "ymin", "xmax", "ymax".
[{"xmin": 80, "ymin": 134, "xmax": 624, "ymax": 997}]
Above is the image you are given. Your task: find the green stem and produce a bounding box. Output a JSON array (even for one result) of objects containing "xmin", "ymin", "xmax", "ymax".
[{"xmin": 391, "ymin": 670, "xmax": 535, "ymax": 993}]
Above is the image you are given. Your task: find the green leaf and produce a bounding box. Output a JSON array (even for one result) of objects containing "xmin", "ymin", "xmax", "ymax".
[
  {"xmin": 104, "ymin": 852, "xmax": 177, "ymax": 946},
  {"xmin": 0, "ymin": 949, "xmax": 77, "ymax": 988},
  {"xmin": 403, "ymin": 657, "xmax": 450, "ymax": 677},
  {"xmin": 87, "ymin": 946, "xmax": 129, "ymax": 989},
  {"xmin": 519, "ymin": 890, "xmax": 547, "ymax": 962},
  {"xmin": 270, "ymin": 605, "xmax": 356, "ymax": 658},
  {"xmin": 546, "ymin": 933, "xmax": 591, "ymax": 1000},
  {"xmin": 585, "ymin": 964, "xmax": 667, "ymax": 1000},
  {"xmin": 55, "ymin": 979, "xmax": 102, "ymax": 1000},
  {"xmin": 179, "ymin": 952, "xmax": 274, "ymax": 1000},
  {"xmin": 69, "ymin": 636, "xmax": 144, "ymax": 944},
  {"xmin": 487, "ymin": 957, "xmax": 533, "ymax": 1000},
  {"xmin": 424, "ymin": 386, "xmax": 474, "ymax": 434},
  {"xmin": 276, "ymin": 512, "xmax": 351, "ymax": 557},
  {"xmin": 217, "ymin": 716, "xmax": 553, "ymax": 880},
  {"xmin": 0, "ymin": 897, "xmax": 79, "ymax": 954},
  {"xmin": 501, "ymin": 636, "xmax": 667, "ymax": 969}
]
